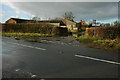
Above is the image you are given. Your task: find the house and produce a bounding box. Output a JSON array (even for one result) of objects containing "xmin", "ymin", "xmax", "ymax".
[
  {"xmin": 77, "ymin": 20, "xmax": 88, "ymax": 30},
  {"xmin": 66, "ymin": 19, "xmax": 78, "ymax": 32},
  {"xmin": 6, "ymin": 18, "xmax": 80, "ymax": 32},
  {"xmin": 80, "ymin": 20, "xmax": 88, "ymax": 26},
  {"xmin": 55, "ymin": 18, "xmax": 79, "ymax": 32}
]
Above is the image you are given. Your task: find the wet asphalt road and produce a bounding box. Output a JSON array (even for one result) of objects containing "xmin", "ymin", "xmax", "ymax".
[{"xmin": 2, "ymin": 37, "xmax": 119, "ymax": 78}]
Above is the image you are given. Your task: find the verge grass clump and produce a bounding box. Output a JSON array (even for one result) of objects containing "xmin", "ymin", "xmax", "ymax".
[{"xmin": 93, "ymin": 39, "xmax": 117, "ymax": 49}]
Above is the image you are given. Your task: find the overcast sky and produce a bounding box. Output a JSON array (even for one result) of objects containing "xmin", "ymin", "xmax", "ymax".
[{"xmin": 1, "ymin": 0, "xmax": 119, "ymax": 23}]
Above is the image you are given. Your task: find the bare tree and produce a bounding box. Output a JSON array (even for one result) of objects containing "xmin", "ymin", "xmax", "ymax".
[
  {"xmin": 62, "ymin": 11, "xmax": 75, "ymax": 19},
  {"xmin": 32, "ymin": 16, "xmax": 40, "ymax": 21},
  {"xmin": 113, "ymin": 20, "xmax": 120, "ymax": 26}
]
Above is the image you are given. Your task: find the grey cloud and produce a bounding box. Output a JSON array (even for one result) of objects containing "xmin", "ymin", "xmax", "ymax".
[
  {"xmin": 5, "ymin": 2, "xmax": 118, "ymax": 22},
  {"xmin": 2, "ymin": 0, "xmax": 119, "ymax": 2}
]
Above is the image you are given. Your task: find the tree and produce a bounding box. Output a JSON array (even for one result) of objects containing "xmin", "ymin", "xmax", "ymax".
[
  {"xmin": 62, "ymin": 11, "xmax": 75, "ymax": 19},
  {"xmin": 32, "ymin": 16, "xmax": 40, "ymax": 21},
  {"xmin": 105, "ymin": 23, "xmax": 111, "ymax": 26},
  {"xmin": 113, "ymin": 21, "xmax": 120, "ymax": 26}
]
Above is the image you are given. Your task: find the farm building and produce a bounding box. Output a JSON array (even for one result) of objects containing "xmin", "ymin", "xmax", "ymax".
[{"xmin": 5, "ymin": 18, "xmax": 82, "ymax": 32}]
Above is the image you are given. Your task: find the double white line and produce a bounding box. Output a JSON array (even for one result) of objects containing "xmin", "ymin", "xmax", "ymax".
[
  {"xmin": 75, "ymin": 54, "xmax": 120, "ymax": 65},
  {"xmin": 8, "ymin": 42, "xmax": 46, "ymax": 50}
]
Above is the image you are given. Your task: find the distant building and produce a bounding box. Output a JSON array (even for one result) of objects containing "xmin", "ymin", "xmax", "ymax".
[
  {"xmin": 80, "ymin": 20, "xmax": 88, "ymax": 26},
  {"xmin": 77, "ymin": 20, "xmax": 88, "ymax": 30},
  {"xmin": 88, "ymin": 20, "xmax": 101, "ymax": 27}
]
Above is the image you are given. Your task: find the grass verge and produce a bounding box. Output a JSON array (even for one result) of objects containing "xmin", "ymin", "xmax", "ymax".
[
  {"xmin": 76, "ymin": 35, "xmax": 120, "ymax": 52},
  {"xmin": 2, "ymin": 33, "xmax": 52, "ymax": 40}
]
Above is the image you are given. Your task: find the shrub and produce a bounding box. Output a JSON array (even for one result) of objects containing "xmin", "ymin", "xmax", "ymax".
[{"xmin": 52, "ymin": 27, "xmax": 68, "ymax": 36}]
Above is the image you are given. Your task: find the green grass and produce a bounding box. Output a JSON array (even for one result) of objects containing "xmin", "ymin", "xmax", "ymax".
[
  {"xmin": 76, "ymin": 35, "xmax": 120, "ymax": 51},
  {"xmin": 2, "ymin": 32, "xmax": 52, "ymax": 40}
]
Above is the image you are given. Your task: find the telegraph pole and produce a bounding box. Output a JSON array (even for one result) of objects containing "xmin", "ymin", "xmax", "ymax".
[{"xmin": 93, "ymin": 20, "xmax": 96, "ymax": 37}]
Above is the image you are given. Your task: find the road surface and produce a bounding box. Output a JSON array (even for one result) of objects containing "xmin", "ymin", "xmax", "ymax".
[{"xmin": 2, "ymin": 37, "xmax": 120, "ymax": 78}]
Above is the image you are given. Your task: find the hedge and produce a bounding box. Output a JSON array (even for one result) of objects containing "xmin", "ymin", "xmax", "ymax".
[
  {"xmin": 5, "ymin": 23, "xmax": 68, "ymax": 36},
  {"xmin": 6, "ymin": 23, "xmax": 53, "ymax": 34},
  {"xmin": 85, "ymin": 26, "xmax": 120, "ymax": 39}
]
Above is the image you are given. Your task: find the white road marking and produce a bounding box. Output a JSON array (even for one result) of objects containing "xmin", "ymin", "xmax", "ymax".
[
  {"xmin": 31, "ymin": 75, "xmax": 37, "ymax": 78},
  {"xmin": 7, "ymin": 42, "xmax": 46, "ymax": 50},
  {"xmin": 75, "ymin": 54, "xmax": 120, "ymax": 65},
  {"xmin": 15, "ymin": 69, "xmax": 20, "ymax": 72}
]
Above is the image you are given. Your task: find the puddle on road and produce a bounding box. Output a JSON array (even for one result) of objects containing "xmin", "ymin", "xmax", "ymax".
[
  {"xmin": 2, "ymin": 59, "xmax": 40, "ymax": 78},
  {"xmin": 3, "ymin": 67, "xmax": 40, "ymax": 78}
]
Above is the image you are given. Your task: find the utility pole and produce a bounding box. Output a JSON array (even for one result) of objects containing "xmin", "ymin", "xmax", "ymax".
[{"xmin": 93, "ymin": 20, "xmax": 96, "ymax": 37}]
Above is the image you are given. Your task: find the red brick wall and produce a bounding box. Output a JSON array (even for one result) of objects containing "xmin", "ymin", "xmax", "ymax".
[{"xmin": 2, "ymin": 24, "xmax": 6, "ymax": 32}]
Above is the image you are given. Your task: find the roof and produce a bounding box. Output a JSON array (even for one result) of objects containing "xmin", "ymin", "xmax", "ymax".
[
  {"xmin": 55, "ymin": 18, "xmax": 75, "ymax": 24},
  {"xmin": 10, "ymin": 18, "xmax": 34, "ymax": 23},
  {"xmin": 39, "ymin": 20, "xmax": 66, "ymax": 26},
  {"xmin": 39, "ymin": 18, "xmax": 76, "ymax": 26},
  {"xmin": 8, "ymin": 18, "xmax": 75, "ymax": 26}
]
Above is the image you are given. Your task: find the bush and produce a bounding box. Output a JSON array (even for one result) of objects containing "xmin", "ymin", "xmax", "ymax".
[{"xmin": 52, "ymin": 27, "xmax": 68, "ymax": 36}]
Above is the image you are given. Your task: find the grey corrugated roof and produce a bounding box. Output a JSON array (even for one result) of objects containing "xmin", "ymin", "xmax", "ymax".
[
  {"xmin": 10, "ymin": 18, "xmax": 75, "ymax": 26},
  {"xmin": 11, "ymin": 18, "xmax": 34, "ymax": 23}
]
